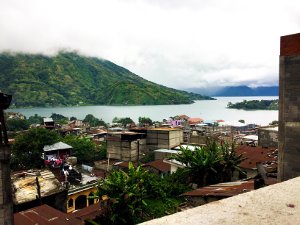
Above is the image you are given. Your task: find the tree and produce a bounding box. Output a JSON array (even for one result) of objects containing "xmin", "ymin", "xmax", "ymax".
[
  {"xmin": 70, "ymin": 116, "xmax": 77, "ymax": 121},
  {"xmin": 96, "ymin": 163, "xmax": 149, "ymax": 224},
  {"xmin": 83, "ymin": 114, "xmax": 107, "ymax": 127},
  {"xmin": 138, "ymin": 117, "xmax": 153, "ymax": 126},
  {"xmin": 170, "ymin": 139, "xmax": 244, "ymax": 187},
  {"xmin": 7, "ymin": 118, "xmax": 29, "ymax": 131},
  {"xmin": 112, "ymin": 117, "xmax": 134, "ymax": 127},
  {"xmin": 62, "ymin": 135, "xmax": 97, "ymax": 164},
  {"xmin": 11, "ymin": 128, "xmax": 60, "ymax": 170},
  {"xmin": 27, "ymin": 114, "xmax": 43, "ymax": 125},
  {"xmin": 50, "ymin": 113, "xmax": 68, "ymax": 124}
]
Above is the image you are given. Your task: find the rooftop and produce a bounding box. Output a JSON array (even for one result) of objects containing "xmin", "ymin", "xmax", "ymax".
[
  {"xmin": 236, "ymin": 145, "xmax": 277, "ymax": 170},
  {"xmin": 148, "ymin": 127, "xmax": 182, "ymax": 131},
  {"xmin": 182, "ymin": 180, "xmax": 254, "ymax": 197},
  {"xmin": 12, "ymin": 170, "xmax": 62, "ymax": 205},
  {"xmin": 144, "ymin": 159, "xmax": 171, "ymax": 173},
  {"xmin": 43, "ymin": 141, "xmax": 73, "ymax": 152},
  {"xmin": 14, "ymin": 204, "xmax": 83, "ymax": 225}
]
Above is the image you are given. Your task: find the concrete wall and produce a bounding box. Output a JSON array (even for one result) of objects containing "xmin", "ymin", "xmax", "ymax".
[
  {"xmin": 107, "ymin": 138, "xmax": 146, "ymax": 161},
  {"xmin": 278, "ymin": 33, "xmax": 300, "ymax": 181},
  {"xmin": 147, "ymin": 129, "xmax": 183, "ymax": 150},
  {"xmin": 258, "ymin": 127, "xmax": 278, "ymax": 148}
]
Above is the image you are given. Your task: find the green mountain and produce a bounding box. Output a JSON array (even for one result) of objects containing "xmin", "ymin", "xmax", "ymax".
[{"xmin": 0, "ymin": 51, "xmax": 213, "ymax": 107}]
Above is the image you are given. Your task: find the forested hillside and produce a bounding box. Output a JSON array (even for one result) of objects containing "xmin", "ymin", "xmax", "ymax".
[
  {"xmin": 227, "ymin": 99, "xmax": 278, "ymax": 110},
  {"xmin": 0, "ymin": 51, "xmax": 213, "ymax": 107}
]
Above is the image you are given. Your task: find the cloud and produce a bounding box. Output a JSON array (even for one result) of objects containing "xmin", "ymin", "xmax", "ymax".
[{"xmin": 0, "ymin": 0, "xmax": 300, "ymax": 88}]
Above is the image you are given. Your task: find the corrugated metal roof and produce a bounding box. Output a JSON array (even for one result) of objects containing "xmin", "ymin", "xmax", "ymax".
[
  {"xmin": 72, "ymin": 202, "xmax": 103, "ymax": 221},
  {"xmin": 43, "ymin": 142, "xmax": 73, "ymax": 152},
  {"xmin": 43, "ymin": 118, "xmax": 54, "ymax": 123},
  {"xmin": 236, "ymin": 145, "xmax": 278, "ymax": 170},
  {"xmin": 154, "ymin": 149, "xmax": 179, "ymax": 154},
  {"xmin": 182, "ymin": 180, "xmax": 254, "ymax": 197},
  {"xmin": 14, "ymin": 204, "xmax": 83, "ymax": 225},
  {"xmin": 144, "ymin": 159, "xmax": 171, "ymax": 172},
  {"xmin": 148, "ymin": 127, "xmax": 182, "ymax": 131}
]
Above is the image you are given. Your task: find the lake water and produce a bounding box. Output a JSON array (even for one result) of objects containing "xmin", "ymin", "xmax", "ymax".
[{"xmin": 7, "ymin": 96, "xmax": 279, "ymax": 126}]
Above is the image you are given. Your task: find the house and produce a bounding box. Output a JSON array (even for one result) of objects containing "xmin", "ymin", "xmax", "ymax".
[
  {"xmin": 43, "ymin": 117, "xmax": 55, "ymax": 130},
  {"xmin": 188, "ymin": 117, "xmax": 204, "ymax": 125},
  {"xmin": 43, "ymin": 142, "xmax": 73, "ymax": 168},
  {"xmin": 163, "ymin": 158, "xmax": 185, "ymax": 173},
  {"xmin": 67, "ymin": 183, "xmax": 98, "ymax": 213},
  {"xmin": 154, "ymin": 149, "xmax": 179, "ymax": 160},
  {"xmin": 143, "ymin": 159, "xmax": 171, "ymax": 176}
]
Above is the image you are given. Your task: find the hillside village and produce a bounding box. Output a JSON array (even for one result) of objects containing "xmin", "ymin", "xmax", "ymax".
[{"xmin": 4, "ymin": 110, "xmax": 279, "ymax": 224}]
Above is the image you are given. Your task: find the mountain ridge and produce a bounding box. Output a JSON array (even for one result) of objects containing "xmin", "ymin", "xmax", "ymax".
[
  {"xmin": 187, "ymin": 85, "xmax": 278, "ymax": 97},
  {"xmin": 0, "ymin": 51, "xmax": 213, "ymax": 107}
]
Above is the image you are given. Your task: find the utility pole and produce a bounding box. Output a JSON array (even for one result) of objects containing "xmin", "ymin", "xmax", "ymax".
[{"xmin": 0, "ymin": 92, "xmax": 13, "ymax": 225}]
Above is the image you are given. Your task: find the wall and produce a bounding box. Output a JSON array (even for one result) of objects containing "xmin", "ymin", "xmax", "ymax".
[
  {"xmin": 67, "ymin": 186, "xmax": 98, "ymax": 213},
  {"xmin": 278, "ymin": 33, "xmax": 300, "ymax": 181},
  {"xmin": 258, "ymin": 127, "xmax": 278, "ymax": 148},
  {"xmin": 147, "ymin": 128, "xmax": 183, "ymax": 150}
]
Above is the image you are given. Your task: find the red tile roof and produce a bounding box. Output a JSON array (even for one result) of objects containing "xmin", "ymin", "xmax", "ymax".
[
  {"xmin": 182, "ymin": 180, "xmax": 254, "ymax": 197},
  {"xmin": 144, "ymin": 159, "xmax": 171, "ymax": 173},
  {"xmin": 14, "ymin": 204, "xmax": 83, "ymax": 225}
]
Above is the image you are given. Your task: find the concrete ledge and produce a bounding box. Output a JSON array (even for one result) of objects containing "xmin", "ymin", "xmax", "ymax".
[{"xmin": 140, "ymin": 177, "xmax": 300, "ymax": 225}]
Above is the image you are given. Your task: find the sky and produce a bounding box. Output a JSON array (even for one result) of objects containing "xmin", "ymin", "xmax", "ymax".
[{"xmin": 1, "ymin": 0, "xmax": 300, "ymax": 89}]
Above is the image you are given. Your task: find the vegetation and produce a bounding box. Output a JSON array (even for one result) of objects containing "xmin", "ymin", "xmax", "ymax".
[
  {"xmin": 138, "ymin": 116, "xmax": 153, "ymax": 126},
  {"xmin": 112, "ymin": 117, "xmax": 134, "ymax": 127},
  {"xmin": 11, "ymin": 128, "xmax": 60, "ymax": 170},
  {"xmin": 227, "ymin": 99, "xmax": 278, "ymax": 110},
  {"xmin": 96, "ymin": 163, "xmax": 188, "ymax": 224},
  {"xmin": 0, "ymin": 51, "xmax": 213, "ymax": 107},
  {"xmin": 83, "ymin": 114, "xmax": 107, "ymax": 127},
  {"xmin": 170, "ymin": 139, "xmax": 244, "ymax": 187},
  {"xmin": 50, "ymin": 113, "xmax": 68, "ymax": 124},
  {"xmin": 7, "ymin": 118, "xmax": 29, "ymax": 131},
  {"xmin": 62, "ymin": 135, "xmax": 98, "ymax": 164},
  {"xmin": 27, "ymin": 114, "xmax": 43, "ymax": 125}
]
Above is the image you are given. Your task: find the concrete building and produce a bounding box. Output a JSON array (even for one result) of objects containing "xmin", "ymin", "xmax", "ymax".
[
  {"xmin": 147, "ymin": 128, "xmax": 183, "ymax": 151},
  {"xmin": 278, "ymin": 33, "xmax": 300, "ymax": 181},
  {"xmin": 107, "ymin": 132, "xmax": 146, "ymax": 161}
]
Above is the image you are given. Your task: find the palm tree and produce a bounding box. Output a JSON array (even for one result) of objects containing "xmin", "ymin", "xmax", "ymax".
[{"xmin": 171, "ymin": 139, "xmax": 244, "ymax": 187}]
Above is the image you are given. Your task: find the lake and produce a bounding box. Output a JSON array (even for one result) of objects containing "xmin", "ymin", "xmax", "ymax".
[{"xmin": 7, "ymin": 96, "xmax": 279, "ymax": 126}]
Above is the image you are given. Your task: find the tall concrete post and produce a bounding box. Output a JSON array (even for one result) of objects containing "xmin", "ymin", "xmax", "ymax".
[
  {"xmin": 0, "ymin": 93, "xmax": 13, "ymax": 225},
  {"xmin": 278, "ymin": 33, "xmax": 300, "ymax": 181}
]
